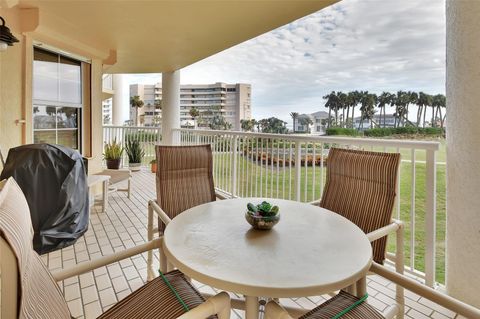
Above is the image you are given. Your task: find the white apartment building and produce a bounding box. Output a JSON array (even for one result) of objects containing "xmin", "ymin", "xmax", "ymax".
[
  {"xmin": 129, "ymin": 82, "xmax": 251, "ymax": 130},
  {"xmin": 294, "ymin": 111, "xmax": 329, "ymax": 134}
]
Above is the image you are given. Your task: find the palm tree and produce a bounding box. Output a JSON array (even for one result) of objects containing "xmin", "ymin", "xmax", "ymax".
[
  {"xmin": 189, "ymin": 107, "xmax": 200, "ymax": 128},
  {"xmin": 417, "ymin": 92, "xmax": 433, "ymax": 127},
  {"xmin": 346, "ymin": 91, "xmax": 356, "ymax": 128},
  {"xmin": 323, "ymin": 91, "xmax": 339, "ymax": 128},
  {"xmin": 406, "ymin": 91, "xmax": 418, "ymax": 126},
  {"xmin": 394, "ymin": 91, "xmax": 410, "ymax": 127},
  {"xmin": 350, "ymin": 90, "xmax": 362, "ymax": 128},
  {"xmin": 422, "ymin": 94, "xmax": 432, "ymax": 128},
  {"xmin": 432, "ymin": 94, "xmax": 446, "ymax": 128},
  {"xmin": 337, "ymin": 91, "xmax": 348, "ymax": 128},
  {"xmin": 130, "ymin": 95, "xmax": 144, "ymax": 126},
  {"xmin": 359, "ymin": 92, "xmax": 377, "ymax": 129},
  {"xmin": 377, "ymin": 92, "xmax": 393, "ymax": 128},
  {"xmin": 290, "ymin": 112, "xmax": 299, "ymax": 133}
]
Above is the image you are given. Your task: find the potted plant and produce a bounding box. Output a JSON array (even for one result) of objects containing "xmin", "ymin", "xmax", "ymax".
[
  {"xmin": 150, "ymin": 159, "xmax": 157, "ymax": 173},
  {"xmin": 125, "ymin": 139, "xmax": 145, "ymax": 171},
  {"xmin": 245, "ymin": 201, "xmax": 280, "ymax": 230},
  {"xmin": 103, "ymin": 139, "xmax": 123, "ymax": 169}
]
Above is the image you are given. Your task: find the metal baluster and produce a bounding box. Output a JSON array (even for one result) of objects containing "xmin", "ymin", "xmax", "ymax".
[{"xmin": 410, "ymin": 149, "xmax": 416, "ymax": 272}]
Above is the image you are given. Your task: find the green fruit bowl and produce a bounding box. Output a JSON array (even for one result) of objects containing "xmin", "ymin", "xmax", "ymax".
[{"xmin": 245, "ymin": 212, "xmax": 280, "ymax": 230}]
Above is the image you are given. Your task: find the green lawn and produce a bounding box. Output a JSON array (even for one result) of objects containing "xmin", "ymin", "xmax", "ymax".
[{"xmin": 211, "ymin": 142, "xmax": 447, "ymax": 284}]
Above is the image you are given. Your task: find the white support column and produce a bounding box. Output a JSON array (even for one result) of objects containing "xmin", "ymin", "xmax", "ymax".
[
  {"xmin": 446, "ymin": 0, "xmax": 480, "ymax": 307},
  {"xmin": 162, "ymin": 70, "xmax": 180, "ymax": 145},
  {"xmin": 112, "ymin": 74, "xmax": 129, "ymax": 126}
]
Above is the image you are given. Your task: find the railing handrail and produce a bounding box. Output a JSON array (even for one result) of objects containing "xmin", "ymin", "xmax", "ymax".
[
  {"xmin": 172, "ymin": 128, "xmax": 440, "ymax": 151},
  {"xmin": 103, "ymin": 125, "xmax": 160, "ymax": 130}
]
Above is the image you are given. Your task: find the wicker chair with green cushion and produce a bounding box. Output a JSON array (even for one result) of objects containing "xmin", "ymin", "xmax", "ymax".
[
  {"xmin": 265, "ymin": 261, "xmax": 480, "ymax": 319},
  {"xmin": 301, "ymin": 147, "xmax": 405, "ymax": 319},
  {"xmin": 297, "ymin": 291, "xmax": 385, "ymax": 319},
  {"xmin": 318, "ymin": 147, "xmax": 401, "ymax": 265},
  {"xmin": 0, "ymin": 178, "xmax": 230, "ymax": 319}
]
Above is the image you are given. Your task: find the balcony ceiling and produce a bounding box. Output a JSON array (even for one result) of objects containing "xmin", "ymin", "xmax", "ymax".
[{"xmin": 15, "ymin": 0, "xmax": 337, "ymax": 73}]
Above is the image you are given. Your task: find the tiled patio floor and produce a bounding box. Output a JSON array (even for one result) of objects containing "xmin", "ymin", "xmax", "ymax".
[{"xmin": 42, "ymin": 169, "xmax": 461, "ymax": 319}]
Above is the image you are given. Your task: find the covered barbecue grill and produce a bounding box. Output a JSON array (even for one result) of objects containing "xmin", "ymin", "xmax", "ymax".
[{"xmin": 0, "ymin": 143, "xmax": 89, "ymax": 254}]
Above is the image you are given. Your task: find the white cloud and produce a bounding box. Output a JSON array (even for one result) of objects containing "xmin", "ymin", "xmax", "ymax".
[{"xmin": 126, "ymin": 0, "xmax": 446, "ymax": 125}]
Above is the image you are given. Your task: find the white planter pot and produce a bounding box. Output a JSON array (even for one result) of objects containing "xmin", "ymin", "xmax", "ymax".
[{"xmin": 129, "ymin": 163, "xmax": 142, "ymax": 171}]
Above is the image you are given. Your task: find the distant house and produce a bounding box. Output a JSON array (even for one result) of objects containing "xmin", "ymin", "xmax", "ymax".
[
  {"xmin": 294, "ymin": 111, "xmax": 329, "ymax": 134},
  {"xmin": 353, "ymin": 114, "xmax": 396, "ymax": 130}
]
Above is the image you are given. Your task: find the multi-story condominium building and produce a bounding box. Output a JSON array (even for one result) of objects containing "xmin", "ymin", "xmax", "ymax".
[
  {"xmin": 294, "ymin": 111, "xmax": 329, "ymax": 134},
  {"xmin": 129, "ymin": 82, "xmax": 251, "ymax": 130},
  {"xmin": 102, "ymin": 98, "xmax": 113, "ymax": 125},
  {"xmin": 129, "ymin": 84, "xmax": 162, "ymax": 127}
]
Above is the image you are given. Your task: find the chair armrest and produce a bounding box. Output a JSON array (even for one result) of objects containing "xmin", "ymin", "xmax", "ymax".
[
  {"xmin": 264, "ymin": 301, "xmax": 294, "ymax": 319},
  {"xmin": 177, "ymin": 292, "xmax": 231, "ymax": 319},
  {"xmin": 214, "ymin": 189, "xmax": 230, "ymax": 200},
  {"xmin": 371, "ymin": 262, "xmax": 480, "ymax": 319},
  {"xmin": 149, "ymin": 200, "xmax": 172, "ymax": 225},
  {"xmin": 367, "ymin": 220, "xmax": 403, "ymax": 242},
  {"xmin": 52, "ymin": 238, "xmax": 163, "ymax": 282}
]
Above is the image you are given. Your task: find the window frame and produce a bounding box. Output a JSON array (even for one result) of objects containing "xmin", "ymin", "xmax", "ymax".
[{"xmin": 32, "ymin": 46, "xmax": 86, "ymax": 152}]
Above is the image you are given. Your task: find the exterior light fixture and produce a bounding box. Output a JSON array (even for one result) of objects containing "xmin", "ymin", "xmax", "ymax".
[{"xmin": 0, "ymin": 16, "xmax": 19, "ymax": 52}]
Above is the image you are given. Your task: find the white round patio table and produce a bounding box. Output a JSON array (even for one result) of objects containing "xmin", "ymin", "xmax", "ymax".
[{"xmin": 163, "ymin": 198, "xmax": 372, "ymax": 319}]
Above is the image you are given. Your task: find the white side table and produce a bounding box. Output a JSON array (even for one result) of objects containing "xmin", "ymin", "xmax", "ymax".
[
  {"xmin": 87, "ymin": 175, "xmax": 111, "ymax": 214},
  {"xmin": 96, "ymin": 169, "xmax": 132, "ymax": 199}
]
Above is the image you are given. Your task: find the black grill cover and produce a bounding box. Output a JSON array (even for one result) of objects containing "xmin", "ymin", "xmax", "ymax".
[{"xmin": 0, "ymin": 143, "xmax": 89, "ymax": 254}]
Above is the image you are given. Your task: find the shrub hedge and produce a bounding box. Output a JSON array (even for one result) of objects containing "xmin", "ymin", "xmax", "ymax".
[
  {"xmin": 363, "ymin": 127, "xmax": 444, "ymax": 137},
  {"xmin": 325, "ymin": 128, "xmax": 360, "ymax": 136}
]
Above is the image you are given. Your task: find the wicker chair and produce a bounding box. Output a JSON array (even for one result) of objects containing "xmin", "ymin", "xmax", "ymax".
[
  {"xmin": 317, "ymin": 147, "xmax": 401, "ymax": 265},
  {"xmin": 304, "ymin": 147, "xmax": 404, "ymax": 318},
  {"xmin": 147, "ymin": 145, "xmax": 227, "ymax": 279},
  {"xmin": 0, "ymin": 178, "xmax": 231, "ymax": 319},
  {"xmin": 265, "ymin": 261, "xmax": 480, "ymax": 319}
]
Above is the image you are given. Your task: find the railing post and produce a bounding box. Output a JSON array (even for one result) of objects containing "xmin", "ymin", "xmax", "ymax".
[
  {"xmin": 158, "ymin": 127, "xmax": 162, "ymax": 145},
  {"xmin": 295, "ymin": 141, "xmax": 302, "ymax": 201},
  {"xmin": 121, "ymin": 127, "xmax": 126, "ymax": 168},
  {"xmin": 425, "ymin": 149, "xmax": 437, "ymax": 287},
  {"xmin": 231, "ymin": 135, "xmax": 238, "ymax": 197},
  {"xmin": 195, "ymin": 132, "xmax": 200, "ymax": 145}
]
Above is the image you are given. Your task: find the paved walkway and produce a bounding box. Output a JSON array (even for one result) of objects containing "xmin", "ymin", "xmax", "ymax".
[{"xmin": 43, "ymin": 169, "xmax": 461, "ymax": 319}]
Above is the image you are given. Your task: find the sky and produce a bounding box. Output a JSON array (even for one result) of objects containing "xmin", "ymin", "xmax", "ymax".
[{"xmin": 124, "ymin": 0, "xmax": 446, "ymax": 126}]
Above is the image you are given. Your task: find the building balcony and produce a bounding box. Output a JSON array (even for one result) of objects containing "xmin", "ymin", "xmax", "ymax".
[
  {"xmin": 1, "ymin": 0, "xmax": 480, "ymax": 317},
  {"xmin": 43, "ymin": 168, "xmax": 456, "ymax": 319}
]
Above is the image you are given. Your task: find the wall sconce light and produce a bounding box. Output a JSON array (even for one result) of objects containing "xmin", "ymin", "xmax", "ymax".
[{"xmin": 0, "ymin": 16, "xmax": 19, "ymax": 52}]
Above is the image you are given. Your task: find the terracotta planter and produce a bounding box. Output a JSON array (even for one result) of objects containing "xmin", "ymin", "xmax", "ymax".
[
  {"xmin": 106, "ymin": 159, "xmax": 121, "ymax": 169},
  {"xmin": 151, "ymin": 163, "xmax": 157, "ymax": 173}
]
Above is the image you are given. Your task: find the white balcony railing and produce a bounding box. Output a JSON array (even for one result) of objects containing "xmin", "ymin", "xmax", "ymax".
[
  {"xmin": 172, "ymin": 128, "xmax": 443, "ymax": 288},
  {"xmin": 103, "ymin": 126, "xmax": 443, "ymax": 288},
  {"xmin": 103, "ymin": 126, "xmax": 161, "ymax": 165}
]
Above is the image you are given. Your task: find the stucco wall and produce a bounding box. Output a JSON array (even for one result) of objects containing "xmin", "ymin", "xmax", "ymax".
[
  {"xmin": 0, "ymin": 10, "xmax": 103, "ymax": 175},
  {"xmin": 446, "ymin": 0, "xmax": 480, "ymax": 308},
  {"xmin": 0, "ymin": 30, "xmax": 24, "ymax": 169}
]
